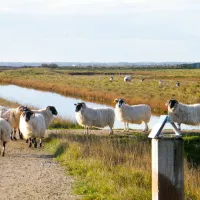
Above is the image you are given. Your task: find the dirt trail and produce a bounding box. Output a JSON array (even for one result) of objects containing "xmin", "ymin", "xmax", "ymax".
[{"xmin": 0, "ymin": 139, "xmax": 78, "ymax": 200}]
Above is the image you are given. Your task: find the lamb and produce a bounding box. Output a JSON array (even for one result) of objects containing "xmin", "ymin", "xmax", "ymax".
[
  {"xmin": 166, "ymin": 99, "xmax": 200, "ymax": 130},
  {"xmin": 0, "ymin": 117, "xmax": 12, "ymax": 156},
  {"xmin": 32, "ymin": 106, "xmax": 58, "ymax": 128},
  {"xmin": 0, "ymin": 106, "xmax": 25, "ymax": 140},
  {"xmin": 74, "ymin": 102, "xmax": 115, "ymax": 134},
  {"xmin": 124, "ymin": 76, "xmax": 132, "ymax": 82},
  {"xmin": 115, "ymin": 99, "xmax": 151, "ymax": 131},
  {"xmin": 19, "ymin": 110, "xmax": 46, "ymax": 148}
]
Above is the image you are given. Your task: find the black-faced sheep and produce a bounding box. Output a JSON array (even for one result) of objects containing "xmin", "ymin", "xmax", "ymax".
[
  {"xmin": 115, "ymin": 99, "xmax": 151, "ymax": 131},
  {"xmin": 74, "ymin": 102, "xmax": 115, "ymax": 134},
  {"xmin": 167, "ymin": 99, "xmax": 200, "ymax": 130}
]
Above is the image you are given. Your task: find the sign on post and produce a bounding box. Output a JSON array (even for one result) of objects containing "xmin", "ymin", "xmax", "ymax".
[{"xmin": 149, "ymin": 115, "xmax": 184, "ymax": 200}]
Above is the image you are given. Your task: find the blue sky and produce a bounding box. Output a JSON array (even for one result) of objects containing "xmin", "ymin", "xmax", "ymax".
[{"xmin": 0, "ymin": 0, "xmax": 199, "ymax": 62}]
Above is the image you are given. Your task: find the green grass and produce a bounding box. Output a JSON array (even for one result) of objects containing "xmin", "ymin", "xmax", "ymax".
[{"xmin": 45, "ymin": 131, "xmax": 200, "ymax": 200}]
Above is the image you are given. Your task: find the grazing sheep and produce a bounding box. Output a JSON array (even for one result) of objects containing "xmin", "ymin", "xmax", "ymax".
[
  {"xmin": 176, "ymin": 82, "xmax": 180, "ymax": 87},
  {"xmin": 115, "ymin": 99, "xmax": 151, "ymax": 131},
  {"xmin": 124, "ymin": 76, "xmax": 132, "ymax": 82},
  {"xmin": 167, "ymin": 99, "xmax": 200, "ymax": 130},
  {"xmin": 110, "ymin": 76, "xmax": 113, "ymax": 82},
  {"xmin": 32, "ymin": 106, "xmax": 58, "ymax": 128},
  {"xmin": 0, "ymin": 106, "xmax": 25, "ymax": 140},
  {"xmin": 0, "ymin": 117, "xmax": 12, "ymax": 156},
  {"xmin": 74, "ymin": 102, "xmax": 115, "ymax": 134},
  {"xmin": 19, "ymin": 110, "xmax": 46, "ymax": 148}
]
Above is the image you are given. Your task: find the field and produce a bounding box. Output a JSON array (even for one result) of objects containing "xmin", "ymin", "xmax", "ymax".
[
  {"xmin": 1, "ymin": 67, "xmax": 200, "ymax": 199},
  {"xmin": 1, "ymin": 67, "xmax": 200, "ymax": 114}
]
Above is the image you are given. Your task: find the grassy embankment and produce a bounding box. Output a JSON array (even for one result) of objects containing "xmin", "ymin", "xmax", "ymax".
[
  {"xmin": 0, "ymin": 98, "xmax": 81, "ymax": 129},
  {"xmin": 45, "ymin": 131, "xmax": 200, "ymax": 200},
  {"xmin": 1, "ymin": 67, "xmax": 200, "ymax": 114}
]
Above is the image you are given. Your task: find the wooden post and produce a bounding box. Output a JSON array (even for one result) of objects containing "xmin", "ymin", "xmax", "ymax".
[{"xmin": 152, "ymin": 138, "xmax": 184, "ymax": 200}]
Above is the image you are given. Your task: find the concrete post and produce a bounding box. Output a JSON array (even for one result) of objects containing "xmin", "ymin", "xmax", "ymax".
[{"xmin": 152, "ymin": 138, "xmax": 184, "ymax": 200}]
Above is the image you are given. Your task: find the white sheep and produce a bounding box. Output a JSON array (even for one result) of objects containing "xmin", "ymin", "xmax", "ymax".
[
  {"xmin": 115, "ymin": 99, "xmax": 151, "ymax": 131},
  {"xmin": 0, "ymin": 106, "xmax": 24, "ymax": 140},
  {"xmin": 124, "ymin": 76, "xmax": 132, "ymax": 82},
  {"xmin": 74, "ymin": 102, "xmax": 115, "ymax": 134},
  {"xmin": 0, "ymin": 117, "xmax": 12, "ymax": 156},
  {"xmin": 167, "ymin": 99, "xmax": 200, "ymax": 130},
  {"xmin": 32, "ymin": 106, "xmax": 58, "ymax": 128},
  {"xmin": 19, "ymin": 110, "xmax": 46, "ymax": 148}
]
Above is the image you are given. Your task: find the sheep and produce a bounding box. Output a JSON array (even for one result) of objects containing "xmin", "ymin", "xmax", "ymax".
[
  {"xmin": 176, "ymin": 82, "xmax": 180, "ymax": 87},
  {"xmin": 19, "ymin": 110, "xmax": 46, "ymax": 148},
  {"xmin": 74, "ymin": 102, "xmax": 115, "ymax": 134},
  {"xmin": 166, "ymin": 99, "xmax": 200, "ymax": 130},
  {"xmin": 124, "ymin": 76, "xmax": 132, "ymax": 82},
  {"xmin": 0, "ymin": 117, "xmax": 12, "ymax": 156},
  {"xmin": 114, "ymin": 99, "xmax": 151, "ymax": 131},
  {"xmin": 0, "ymin": 106, "xmax": 25, "ymax": 140},
  {"xmin": 32, "ymin": 106, "xmax": 58, "ymax": 128},
  {"xmin": 110, "ymin": 76, "xmax": 113, "ymax": 82}
]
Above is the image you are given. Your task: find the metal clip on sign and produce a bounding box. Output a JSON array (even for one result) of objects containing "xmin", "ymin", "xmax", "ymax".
[{"xmin": 148, "ymin": 115, "xmax": 182, "ymax": 139}]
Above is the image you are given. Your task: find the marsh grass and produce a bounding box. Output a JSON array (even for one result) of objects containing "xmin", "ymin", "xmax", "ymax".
[
  {"xmin": 45, "ymin": 132, "xmax": 200, "ymax": 200},
  {"xmin": 2, "ymin": 68, "xmax": 200, "ymax": 114}
]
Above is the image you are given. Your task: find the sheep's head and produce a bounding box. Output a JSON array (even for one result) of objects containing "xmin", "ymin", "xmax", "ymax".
[
  {"xmin": 74, "ymin": 102, "xmax": 86, "ymax": 112},
  {"xmin": 22, "ymin": 111, "xmax": 35, "ymax": 122},
  {"xmin": 47, "ymin": 106, "xmax": 58, "ymax": 115},
  {"xmin": 19, "ymin": 106, "xmax": 31, "ymax": 114},
  {"xmin": 166, "ymin": 99, "xmax": 179, "ymax": 111},
  {"xmin": 114, "ymin": 98, "xmax": 125, "ymax": 108}
]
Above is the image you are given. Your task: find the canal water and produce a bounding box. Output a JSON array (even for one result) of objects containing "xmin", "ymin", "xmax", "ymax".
[{"xmin": 0, "ymin": 84, "xmax": 199, "ymax": 130}]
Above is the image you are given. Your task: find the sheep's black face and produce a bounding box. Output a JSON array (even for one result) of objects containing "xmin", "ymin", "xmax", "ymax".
[
  {"xmin": 74, "ymin": 103, "xmax": 83, "ymax": 112},
  {"xmin": 118, "ymin": 99, "xmax": 125, "ymax": 108},
  {"xmin": 168, "ymin": 99, "xmax": 178, "ymax": 110},
  {"xmin": 48, "ymin": 106, "xmax": 58, "ymax": 115},
  {"xmin": 24, "ymin": 111, "xmax": 34, "ymax": 122}
]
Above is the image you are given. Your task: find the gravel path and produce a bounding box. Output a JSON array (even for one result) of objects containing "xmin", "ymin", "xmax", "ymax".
[{"xmin": 0, "ymin": 139, "xmax": 78, "ymax": 200}]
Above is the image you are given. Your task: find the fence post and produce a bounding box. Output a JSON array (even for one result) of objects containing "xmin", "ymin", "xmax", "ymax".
[{"xmin": 152, "ymin": 138, "xmax": 184, "ymax": 200}]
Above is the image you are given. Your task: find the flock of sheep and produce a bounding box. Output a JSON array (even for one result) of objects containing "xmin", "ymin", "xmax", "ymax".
[
  {"xmin": 0, "ymin": 105, "xmax": 57, "ymax": 156},
  {"xmin": 1, "ymin": 97, "xmax": 200, "ymax": 156}
]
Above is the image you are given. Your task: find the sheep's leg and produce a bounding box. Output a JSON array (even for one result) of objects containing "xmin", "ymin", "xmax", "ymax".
[
  {"xmin": 10, "ymin": 130, "xmax": 13, "ymax": 140},
  {"xmin": 29, "ymin": 138, "xmax": 32, "ymax": 148},
  {"xmin": 18, "ymin": 129, "xmax": 23, "ymax": 140},
  {"xmin": 144, "ymin": 123, "xmax": 148, "ymax": 132},
  {"xmin": 177, "ymin": 123, "xmax": 181, "ymax": 130},
  {"xmin": 1, "ymin": 141, "xmax": 6, "ymax": 157},
  {"xmin": 33, "ymin": 138, "xmax": 37, "ymax": 148},
  {"xmin": 127, "ymin": 123, "xmax": 129, "ymax": 132},
  {"xmin": 109, "ymin": 127, "xmax": 113, "ymax": 135},
  {"xmin": 13, "ymin": 129, "xmax": 17, "ymax": 140},
  {"xmin": 39, "ymin": 138, "xmax": 42, "ymax": 148},
  {"xmin": 124, "ymin": 122, "xmax": 127, "ymax": 131}
]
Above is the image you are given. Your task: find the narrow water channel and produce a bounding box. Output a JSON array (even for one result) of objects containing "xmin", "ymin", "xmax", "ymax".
[{"xmin": 0, "ymin": 84, "xmax": 199, "ymax": 130}]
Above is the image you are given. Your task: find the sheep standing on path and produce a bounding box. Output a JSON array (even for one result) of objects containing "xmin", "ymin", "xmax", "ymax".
[
  {"xmin": 0, "ymin": 106, "xmax": 25, "ymax": 140},
  {"xmin": 19, "ymin": 110, "xmax": 46, "ymax": 148},
  {"xmin": 0, "ymin": 117, "xmax": 12, "ymax": 156},
  {"xmin": 115, "ymin": 99, "xmax": 151, "ymax": 131},
  {"xmin": 166, "ymin": 99, "xmax": 200, "ymax": 130},
  {"xmin": 74, "ymin": 102, "xmax": 115, "ymax": 134}
]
